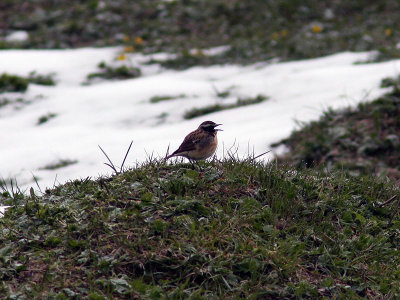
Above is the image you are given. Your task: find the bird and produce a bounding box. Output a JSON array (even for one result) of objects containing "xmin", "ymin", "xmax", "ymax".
[{"xmin": 166, "ymin": 121, "xmax": 222, "ymax": 163}]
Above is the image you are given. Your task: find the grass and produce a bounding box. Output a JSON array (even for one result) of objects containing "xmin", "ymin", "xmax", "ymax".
[
  {"xmin": 184, "ymin": 94, "xmax": 268, "ymax": 120},
  {"xmin": 0, "ymin": 73, "xmax": 53, "ymax": 111},
  {"xmin": 0, "ymin": 157, "xmax": 399, "ymax": 299},
  {"xmin": 0, "ymin": 97, "xmax": 24, "ymax": 108},
  {"xmin": 85, "ymin": 61, "xmax": 141, "ymax": 84},
  {"xmin": 1, "ymin": 2, "xmax": 400, "ymax": 298},
  {"xmin": 149, "ymin": 94, "xmax": 186, "ymax": 104},
  {"xmin": 0, "ymin": 73, "xmax": 29, "ymax": 93},
  {"xmin": 37, "ymin": 113, "xmax": 57, "ymax": 125},
  {"xmin": 212, "ymin": 85, "xmax": 233, "ymax": 99},
  {"xmin": 0, "ymin": 94, "xmax": 44, "ymax": 111},
  {"xmin": 27, "ymin": 71, "xmax": 56, "ymax": 86},
  {"xmin": 1, "ymin": 1, "xmax": 400, "ymax": 66},
  {"xmin": 0, "ymin": 72, "xmax": 55, "ymax": 93},
  {"xmin": 272, "ymin": 75, "xmax": 400, "ymax": 182},
  {"xmin": 40, "ymin": 159, "xmax": 78, "ymax": 171}
]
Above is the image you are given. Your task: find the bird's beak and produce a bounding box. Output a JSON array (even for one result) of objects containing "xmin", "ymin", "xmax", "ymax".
[{"xmin": 214, "ymin": 124, "xmax": 223, "ymax": 131}]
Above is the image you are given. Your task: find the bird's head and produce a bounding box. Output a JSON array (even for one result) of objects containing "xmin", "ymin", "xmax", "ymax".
[{"xmin": 199, "ymin": 121, "xmax": 223, "ymax": 133}]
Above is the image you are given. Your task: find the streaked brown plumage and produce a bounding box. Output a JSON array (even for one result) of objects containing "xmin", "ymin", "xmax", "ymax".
[{"xmin": 166, "ymin": 121, "xmax": 222, "ymax": 161}]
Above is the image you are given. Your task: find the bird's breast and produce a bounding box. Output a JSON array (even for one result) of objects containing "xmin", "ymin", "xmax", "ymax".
[{"xmin": 192, "ymin": 135, "xmax": 218, "ymax": 160}]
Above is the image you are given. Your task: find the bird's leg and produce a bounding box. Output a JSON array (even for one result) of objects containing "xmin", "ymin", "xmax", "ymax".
[
  {"xmin": 188, "ymin": 159, "xmax": 202, "ymax": 171},
  {"xmin": 195, "ymin": 160, "xmax": 203, "ymax": 172},
  {"xmin": 188, "ymin": 159, "xmax": 196, "ymax": 170}
]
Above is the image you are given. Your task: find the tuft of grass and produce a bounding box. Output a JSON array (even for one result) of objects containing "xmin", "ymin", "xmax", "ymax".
[
  {"xmin": 0, "ymin": 157, "xmax": 399, "ymax": 298},
  {"xmin": 152, "ymin": 49, "xmax": 214, "ymax": 70},
  {"xmin": 380, "ymin": 74, "xmax": 400, "ymax": 92},
  {"xmin": 0, "ymin": 72, "xmax": 56, "ymax": 94},
  {"xmin": 0, "ymin": 97, "xmax": 11, "ymax": 107},
  {"xmin": 184, "ymin": 94, "xmax": 268, "ymax": 119},
  {"xmin": 149, "ymin": 94, "xmax": 186, "ymax": 103},
  {"xmin": 212, "ymin": 85, "xmax": 233, "ymax": 99},
  {"xmin": 0, "ymin": 95, "xmax": 43, "ymax": 111},
  {"xmin": 27, "ymin": 71, "xmax": 56, "ymax": 86},
  {"xmin": 0, "ymin": 178, "xmax": 25, "ymax": 207},
  {"xmin": 155, "ymin": 112, "xmax": 168, "ymax": 125},
  {"xmin": 40, "ymin": 159, "xmax": 78, "ymax": 170},
  {"xmin": 0, "ymin": 73, "xmax": 28, "ymax": 93},
  {"xmin": 37, "ymin": 113, "xmax": 57, "ymax": 125},
  {"xmin": 86, "ymin": 61, "xmax": 141, "ymax": 83}
]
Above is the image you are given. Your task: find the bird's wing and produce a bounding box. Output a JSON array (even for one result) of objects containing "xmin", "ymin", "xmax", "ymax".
[
  {"xmin": 171, "ymin": 131, "xmax": 201, "ymax": 155},
  {"xmin": 173, "ymin": 137, "xmax": 198, "ymax": 153}
]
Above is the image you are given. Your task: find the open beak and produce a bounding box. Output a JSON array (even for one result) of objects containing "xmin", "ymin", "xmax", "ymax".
[{"xmin": 214, "ymin": 124, "xmax": 223, "ymax": 131}]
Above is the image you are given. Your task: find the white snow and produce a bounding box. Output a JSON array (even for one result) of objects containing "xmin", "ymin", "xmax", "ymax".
[
  {"xmin": 0, "ymin": 206, "xmax": 10, "ymax": 217},
  {"xmin": 0, "ymin": 47, "xmax": 400, "ymax": 201},
  {"xmin": 4, "ymin": 31, "xmax": 29, "ymax": 43}
]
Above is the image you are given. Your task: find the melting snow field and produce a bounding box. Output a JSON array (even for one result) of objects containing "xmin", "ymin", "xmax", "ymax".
[{"xmin": 1, "ymin": 47, "xmax": 400, "ymax": 194}]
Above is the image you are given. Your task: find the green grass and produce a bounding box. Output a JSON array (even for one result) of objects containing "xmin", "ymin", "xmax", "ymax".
[
  {"xmin": 1, "ymin": 2, "xmax": 400, "ymax": 298},
  {"xmin": 0, "ymin": 72, "xmax": 55, "ymax": 93},
  {"xmin": 0, "ymin": 72, "xmax": 53, "ymax": 111},
  {"xmin": 149, "ymin": 94, "xmax": 186, "ymax": 104},
  {"xmin": 0, "ymin": 157, "xmax": 399, "ymax": 299},
  {"xmin": 40, "ymin": 159, "xmax": 78, "ymax": 171},
  {"xmin": 27, "ymin": 71, "xmax": 56, "ymax": 86},
  {"xmin": 0, "ymin": 95, "xmax": 43, "ymax": 111},
  {"xmin": 37, "ymin": 113, "xmax": 57, "ymax": 125},
  {"xmin": 184, "ymin": 94, "xmax": 268, "ymax": 120},
  {"xmin": 0, "ymin": 97, "xmax": 24, "ymax": 108},
  {"xmin": 212, "ymin": 85, "xmax": 233, "ymax": 99},
  {"xmin": 0, "ymin": 73, "xmax": 29, "ymax": 93},
  {"xmin": 2, "ymin": 1, "xmax": 400, "ymax": 65},
  {"xmin": 85, "ymin": 61, "xmax": 141, "ymax": 84}
]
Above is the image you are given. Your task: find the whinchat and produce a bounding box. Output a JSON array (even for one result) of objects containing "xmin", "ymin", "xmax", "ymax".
[{"xmin": 166, "ymin": 121, "xmax": 222, "ymax": 162}]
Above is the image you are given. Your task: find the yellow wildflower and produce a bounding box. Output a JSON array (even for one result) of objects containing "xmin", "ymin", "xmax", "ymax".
[
  {"xmin": 134, "ymin": 37, "xmax": 144, "ymax": 45},
  {"xmin": 385, "ymin": 29, "xmax": 392, "ymax": 37},
  {"xmin": 312, "ymin": 25, "xmax": 323, "ymax": 33},
  {"xmin": 117, "ymin": 53, "xmax": 127, "ymax": 61}
]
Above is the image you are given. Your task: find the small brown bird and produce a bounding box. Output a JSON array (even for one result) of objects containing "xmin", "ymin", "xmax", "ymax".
[{"xmin": 166, "ymin": 121, "xmax": 222, "ymax": 162}]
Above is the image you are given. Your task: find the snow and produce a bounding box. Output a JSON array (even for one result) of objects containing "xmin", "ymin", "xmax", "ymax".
[
  {"xmin": 4, "ymin": 31, "xmax": 29, "ymax": 43},
  {"xmin": 1, "ymin": 47, "xmax": 400, "ymax": 201},
  {"xmin": 0, "ymin": 206, "xmax": 10, "ymax": 217}
]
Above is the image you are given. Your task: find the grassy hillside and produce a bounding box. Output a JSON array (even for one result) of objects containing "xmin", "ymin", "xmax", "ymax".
[
  {"xmin": 1, "ymin": 158, "xmax": 399, "ymax": 299},
  {"xmin": 272, "ymin": 76, "xmax": 400, "ymax": 183}
]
